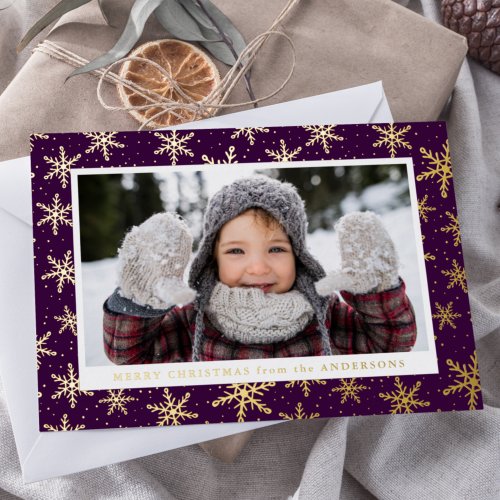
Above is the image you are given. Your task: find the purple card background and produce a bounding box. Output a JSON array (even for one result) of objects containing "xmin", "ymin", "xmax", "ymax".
[{"xmin": 30, "ymin": 122, "xmax": 481, "ymax": 432}]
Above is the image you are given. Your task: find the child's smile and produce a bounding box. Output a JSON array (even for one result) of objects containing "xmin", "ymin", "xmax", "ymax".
[{"xmin": 215, "ymin": 210, "xmax": 296, "ymax": 294}]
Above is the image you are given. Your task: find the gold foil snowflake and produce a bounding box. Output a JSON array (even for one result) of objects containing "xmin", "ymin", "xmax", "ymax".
[
  {"xmin": 441, "ymin": 259, "xmax": 467, "ymax": 293},
  {"xmin": 372, "ymin": 124, "xmax": 412, "ymax": 158},
  {"xmin": 331, "ymin": 378, "xmax": 368, "ymax": 404},
  {"xmin": 265, "ymin": 140, "xmax": 302, "ymax": 162},
  {"xmin": 84, "ymin": 132, "xmax": 125, "ymax": 161},
  {"xmin": 279, "ymin": 402, "xmax": 320, "ymax": 420},
  {"xmin": 443, "ymin": 352, "xmax": 481, "ymax": 410},
  {"xmin": 416, "ymin": 140, "xmax": 452, "ymax": 198},
  {"xmin": 212, "ymin": 382, "xmax": 276, "ymax": 422},
  {"xmin": 41, "ymin": 250, "xmax": 75, "ymax": 293},
  {"xmin": 432, "ymin": 301, "xmax": 462, "ymax": 330},
  {"xmin": 43, "ymin": 146, "xmax": 81, "ymax": 189},
  {"xmin": 147, "ymin": 388, "xmax": 198, "ymax": 426},
  {"xmin": 231, "ymin": 127, "xmax": 269, "ymax": 145},
  {"xmin": 51, "ymin": 363, "xmax": 94, "ymax": 409},
  {"xmin": 417, "ymin": 194, "xmax": 437, "ymax": 223},
  {"xmin": 99, "ymin": 389, "xmax": 136, "ymax": 415},
  {"xmin": 285, "ymin": 379, "xmax": 327, "ymax": 397},
  {"xmin": 153, "ymin": 131, "xmax": 194, "ymax": 165},
  {"xmin": 36, "ymin": 193, "xmax": 72, "ymax": 236},
  {"xmin": 36, "ymin": 331, "xmax": 57, "ymax": 369},
  {"xmin": 54, "ymin": 305, "xmax": 77, "ymax": 335},
  {"xmin": 379, "ymin": 377, "xmax": 431, "ymax": 414},
  {"xmin": 43, "ymin": 413, "xmax": 85, "ymax": 432},
  {"xmin": 441, "ymin": 211, "xmax": 461, "ymax": 247},
  {"xmin": 303, "ymin": 125, "xmax": 344, "ymax": 153},
  {"xmin": 422, "ymin": 235, "xmax": 436, "ymax": 262},
  {"xmin": 30, "ymin": 133, "xmax": 49, "ymax": 152},
  {"xmin": 202, "ymin": 145, "xmax": 237, "ymax": 164}
]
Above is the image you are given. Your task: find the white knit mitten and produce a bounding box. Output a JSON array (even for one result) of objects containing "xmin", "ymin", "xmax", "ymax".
[
  {"xmin": 315, "ymin": 211, "xmax": 400, "ymax": 296},
  {"xmin": 117, "ymin": 213, "xmax": 196, "ymax": 309}
]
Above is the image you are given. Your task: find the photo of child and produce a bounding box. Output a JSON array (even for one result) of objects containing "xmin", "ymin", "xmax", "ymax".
[{"xmin": 102, "ymin": 173, "xmax": 417, "ymax": 364}]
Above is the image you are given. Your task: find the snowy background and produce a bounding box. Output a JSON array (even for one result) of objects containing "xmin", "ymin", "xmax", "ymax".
[{"xmin": 80, "ymin": 165, "xmax": 430, "ymax": 366}]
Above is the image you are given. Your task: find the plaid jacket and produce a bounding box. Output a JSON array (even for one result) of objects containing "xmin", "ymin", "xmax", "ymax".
[{"xmin": 103, "ymin": 281, "xmax": 417, "ymax": 364}]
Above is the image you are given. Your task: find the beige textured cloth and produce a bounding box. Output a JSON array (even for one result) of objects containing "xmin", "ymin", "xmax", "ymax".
[{"xmin": 1, "ymin": 1, "xmax": 499, "ymax": 499}]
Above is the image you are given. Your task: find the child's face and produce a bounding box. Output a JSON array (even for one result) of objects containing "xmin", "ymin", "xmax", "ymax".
[{"xmin": 215, "ymin": 211, "xmax": 296, "ymax": 294}]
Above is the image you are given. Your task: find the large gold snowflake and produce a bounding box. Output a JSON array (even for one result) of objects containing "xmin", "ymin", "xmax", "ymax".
[
  {"xmin": 331, "ymin": 378, "xmax": 368, "ymax": 403},
  {"xmin": 36, "ymin": 331, "xmax": 57, "ymax": 369},
  {"xmin": 372, "ymin": 124, "xmax": 412, "ymax": 158},
  {"xmin": 99, "ymin": 389, "xmax": 136, "ymax": 415},
  {"xmin": 441, "ymin": 211, "xmax": 461, "ymax": 247},
  {"xmin": 285, "ymin": 379, "xmax": 327, "ymax": 397},
  {"xmin": 441, "ymin": 259, "xmax": 467, "ymax": 293},
  {"xmin": 30, "ymin": 133, "xmax": 49, "ymax": 152},
  {"xmin": 36, "ymin": 193, "xmax": 72, "ymax": 236},
  {"xmin": 43, "ymin": 413, "xmax": 85, "ymax": 432},
  {"xmin": 279, "ymin": 402, "xmax": 320, "ymax": 420},
  {"xmin": 417, "ymin": 194, "xmax": 436, "ymax": 223},
  {"xmin": 202, "ymin": 145, "xmax": 238, "ymax": 164},
  {"xmin": 51, "ymin": 363, "xmax": 94, "ymax": 409},
  {"xmin": 303, "ymin": 125, "xmax": 344, "ymax": 154},
  {"xmin": 84, "ymin": 132, "xmax": 125, "ymax": 161},
  {"xmin": 416, "ymin": 140, "xmax": 452, "ymax": 198},
  {"xmin": 231, "ymin": 127, "xmax": 269, "ymax": 145},
  {"xmin": 443, "ymin": 352, "xmax": 481, "ymax": 410},
  {"xmin": 432, "ymin": 301, "xmax": 462, "ymax": 330},
  {"xmin": 379, "ymin": 377, "xmax": 430, "ymax": 414},
  {"xmin": 54, "ymin": 305, "xmax": 77, "ymax": 335},
  {"xmin": 147, "ymin": 389, "xmax": 198, "ymax": 426},
  {"xmin": 153, "ymin": 131, "xmax": 194, "ymax": 165},
  {"xmin": 41, "ymin": 250, "xmax": 75, "ymax": 293},
  {"xmin": 265, "ymin": 140, "xmax": 302, "ymax": 162},
  {"xmin": 43, "ymin": 146, "xmax": 81, "ymax": 189},
  {"xmin": 212, "ymin": 382, "xmax": 276, "ymax": 422}
]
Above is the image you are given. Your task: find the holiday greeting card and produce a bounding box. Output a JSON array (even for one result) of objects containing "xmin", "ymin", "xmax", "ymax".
[{"xmin": 31, "ymin": 122, "xmax": 481, "ymax": 431}]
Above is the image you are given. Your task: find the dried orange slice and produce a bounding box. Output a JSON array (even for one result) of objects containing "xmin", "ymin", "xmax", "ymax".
[{"xmin": 117, "ymin": 39, "xmax": 220, "ymax": 128}]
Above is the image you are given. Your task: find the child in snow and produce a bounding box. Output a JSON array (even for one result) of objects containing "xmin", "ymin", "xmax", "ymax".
[{"xmin": 103, "ymin": 175, "xmax": 416, "ymax": 364}]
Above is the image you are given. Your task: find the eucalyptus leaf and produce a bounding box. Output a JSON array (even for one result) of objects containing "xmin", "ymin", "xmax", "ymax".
[
  {"xmin": 154, "ymin": 0, "xmax": 219, "ymax": 42},
  {"xmin": 17, "ymin": 0, "xmax": 92, "ymax": 52},
  {"xmin": 178, "ymin": 0, "xmax": 216, "ymax": 31},
  {"xmin": 97, "ymin": 0, "xmax": 112, "ymax": 26},
  {"xmin": 68, "ymin": 0, "xmax": 164, "ymax": 79}
]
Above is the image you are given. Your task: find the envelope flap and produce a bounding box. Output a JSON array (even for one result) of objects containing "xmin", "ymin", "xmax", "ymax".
[{"xmin": 0, "ymin": 156, "xmax": 32, "ymax": 226}]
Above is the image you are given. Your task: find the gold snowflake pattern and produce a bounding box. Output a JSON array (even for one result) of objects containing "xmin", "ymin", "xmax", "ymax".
[
  {"xmin": 432, "ymin": 301, "xmax": 462, "ymax": 330},
  {"xmin": 230, "ymin": 127, "xmax": 269, "ymax": 145},
  {"xmin": 416, "ymin": 140, "xmax": 452, "ymax": 198},
  {"xmin": 285, "ymin": 379, "xmax": 327, "ymax": 397},
  {"xmin": 422, "ymin": 235, "xmax": 436, "ymax": 262},
  {"xmin": 331, "ymin": 378, "xmax": 368, "ymax": 404},
  {"xmin": 54, "ymin": 305, "xmax": 77, "ymax": 335},
  {"xmin": 36, "ymin": 193, "xmax": 72, "ymax": 236},
  {"xmin": 303, "ymin": 125, "xmax": 344, "ymax": 153},
  {"xmin": 443, "ymin": 352, "xmax": 481, "ymax": 410},
  {"xmin": 202, "ymin": 145, "xmax": 238, "ymax": 164},
  {"xmin": 212, "ymin": 382, "xmax": 276, "ymax": 422},
  {"xmin": 43, "ymin": 146, "xmax": 81, "ymax": 189},
  {"xmin": 153, "ymin": 131, "xmax": 194, "ymax": 165},
  {"xmin": 30, "ymin": 133, "xmax": 49, "ymax": 152},
  {"xmin": 43, "ymin": 413, "xmax": 85, "ymax": 432},
  {"xmin": 441, "ymin": 211, "xmax": 461, "ymax": 247},
  {"xmin": 147, "ymin": 388, "xmax": 198, "ymax": 426},
  {"xmin": 279, "ymin": 402, "xmax": 320, "ymax": 420},
  {"xmin": 372, "ymin": 124, "xmax": 412, "ymax": 158},
  {"xmin": 417, "ymin": 194, "xmax": 437, "ymax": 223},
  {"xmin": 99, "ymin": 389, "xmax": 136, "ymax": 415},
  {"xmin": 84, "ymin": 132, "xmax": 125, "ymax": 161},
  {"xmin": 36, "ymin": 331, "xmax": 57, "ymax": 369},
  {"xmin": 51, "ymin": 363, "xmax": 94, "ymax": 409},
  {"xmin": 379, "ymin": 377, "xmax": 431, "ymax": 414},
  {"xmin": 41, "ymin": 250, "xmax": 75, "ymax": 293},
  {"xmin": 441, "ymin": 259, "xmax": 467, "ymax": 293},
  {"xmin": 265, "ymin": 140, "xmax": 302, "ymax": 162}
]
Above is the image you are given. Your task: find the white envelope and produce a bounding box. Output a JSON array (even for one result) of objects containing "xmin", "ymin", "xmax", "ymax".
[{"xmin": 0, "ymin": 81, "xmax": 392, "ymax": 483}]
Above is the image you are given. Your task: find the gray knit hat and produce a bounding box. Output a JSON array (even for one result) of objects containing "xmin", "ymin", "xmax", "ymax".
[{"xmin": 188, "ymin": 175, "xmax": 333, "ymax": 360}]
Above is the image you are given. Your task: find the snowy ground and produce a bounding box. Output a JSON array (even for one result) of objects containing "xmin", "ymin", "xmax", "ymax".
[{"xmin": 82, "ymin": 205, "xmax": 429, "ymax": 367}]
